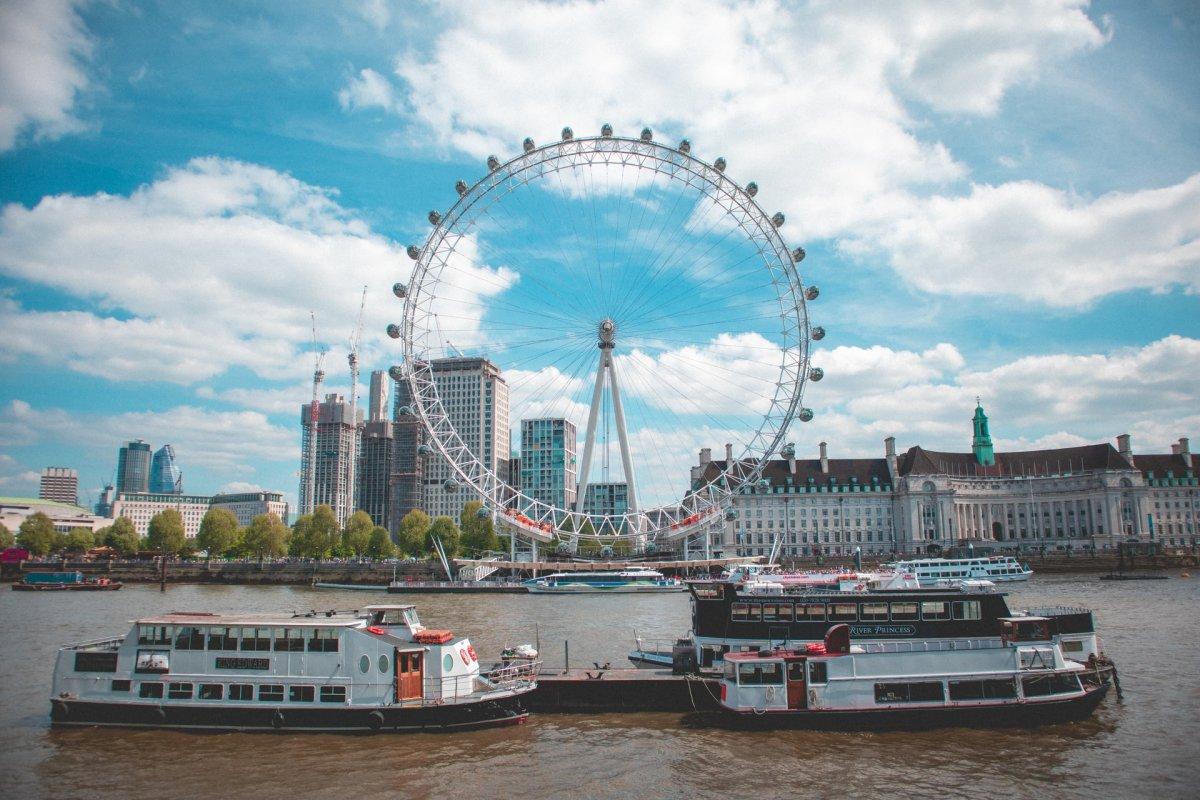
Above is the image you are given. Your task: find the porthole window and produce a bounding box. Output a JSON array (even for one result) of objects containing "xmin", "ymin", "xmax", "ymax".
[
  {"xmin": 378, "ymin": 655, "xmax": 390, "ymax": 673},
  {"xmin": 443, "ymin": 653, "xmax": 454, "ymax": 671},
  {"xmin": 359, "ymin": 655, "xmax": 370, "ymax": 674}
]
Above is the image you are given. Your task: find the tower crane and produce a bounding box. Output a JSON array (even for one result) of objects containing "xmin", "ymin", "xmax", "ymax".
[
  {"xmin": 304, "ymin": 312, "xmax": 327, "ymax": 516},
  {"xmin": 345, "ymin": 286, "xmax": 367, "ymax": 523}
]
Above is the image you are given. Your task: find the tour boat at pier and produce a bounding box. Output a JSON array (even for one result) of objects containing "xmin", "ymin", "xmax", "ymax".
[
  {"xmin": 523, "ymin": 569, "xmax": 684, "ymax": 594},
  {"xmin": 50, "ymin": 604, "xmax": 538, "ymax": 732},
  {"xmin": 885, "ymin": 555, "xmax": 1032, "ymax": 585},
  {"xmin": 13, "ymin": 571, "xmax": 122, "ymax": 591},
  {"xmin": 715, "ymin": 620, "xmax": 1110, "ymax": 729}
]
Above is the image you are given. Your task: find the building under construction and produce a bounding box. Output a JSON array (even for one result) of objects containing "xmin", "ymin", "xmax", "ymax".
[{"xmin": 298, "ymin": 393, "xmax": 360, "ymax": 526}]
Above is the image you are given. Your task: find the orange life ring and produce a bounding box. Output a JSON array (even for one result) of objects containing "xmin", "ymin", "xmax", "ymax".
[
  {"xmin": 467, "ymin": 644, "xmax": 478, "ymax": 662},
  {"xmin": 460, "ymin": 648, "xmax": 470, "ymax": 666}
]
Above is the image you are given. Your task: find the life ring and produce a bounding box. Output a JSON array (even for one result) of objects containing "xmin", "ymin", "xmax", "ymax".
[
  {"xmin": 460, "ymin": 648, "xmax": 471, "ymax": 666},
  {"xmin": 272, "ymin": 709, "xmax": 285, "ymax": 729},
  {"xmin": 367, "ymin": 710, "xmax": 384, "ymax": 731},
  {"xmin": 467, "ymin": 644, "xmax": 478, "ymax": 662}
]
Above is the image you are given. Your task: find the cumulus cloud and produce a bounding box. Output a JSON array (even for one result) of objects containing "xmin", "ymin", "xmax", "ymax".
[
  {"xmin": 0, "ymin": 0, "xmax": 93, "ymax": 151},
  {"xmin": 337, "ymin": 67, "xmax": 402, "ymax": 113},
  {"xmin": 0, "ymin": 157, "xmax": 514, "ymax": 386}
]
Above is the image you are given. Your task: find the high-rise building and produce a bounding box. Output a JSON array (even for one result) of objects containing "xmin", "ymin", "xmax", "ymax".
[
  {"xmin": 298, "ymin": 393, "xmax": 361, "ymax": 525},
  {"xmin": 357, "ymin": 419, "xmax": 393, "ymax": 527},
  {"xmin": 581, "ymin": 482, "xmax": 629, "ymax": 518},
  {"xmin": 95, "ymin": 483, "xmax": 115, "ymax": 517},
  {"xmin": 116, "ymin": 440, "xmax": 152, "ymax": 494},
  {"xmin": 520, "ymin": 418, "xmax": 577, "ymax": 511},
  {"xmin": 38, "ymin": 467, "xmax": 78, "ymax": 505},
  {"xmin": 149, "ymin": 444, "xmax": 182, "ymax": 493},
  {"xmin": 368, "ymin": 370, "xmax": 388, "ymax": 423},
  {"xmin": 389, "ymin": 375, "xmax": 425, "ymax": 535},
  {"xmin": 420, "ymin": 358, "xmax": 509, "ymax": 520}
]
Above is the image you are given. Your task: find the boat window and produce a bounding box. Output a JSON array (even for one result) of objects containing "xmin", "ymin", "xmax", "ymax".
[
  {"xmin": 174, "ymin": 626, "xmax": 205, "ymax": 650},
  {"xmin": 796, "ymin": 603, "xmax": 826, "ymax": 621},
  {"xmin": 320, "ymin": 685, "xmax": 346, "ymax": 703},
  {"xmin": 860, "ymin": 602, "xmax": 889, "ymax": 621},
  {"xmin": 134, "ymin": 649, "xmax": 170, "ymax": 674},
  {"xmin": 762, "ymin": 602, "xmax": 794, "ymax": 622},
  {"xmin": 138, "ymin": 625, "xmax": 171, "ymax": 645},
  {"xmin": 874, "ymin": 682, "xmax": 944, "ymax": 703},
  {"xmin": 207, "ymin": 626, "xmax": 237, "ymax": 651},
  {"xmin": 890, "ymin": 602, "xmax": 918, "ymax": 621},
  {"xmin": 949, "ymin": 679, "xmax": 1016, "ymax": 700},
  {"xmin": 787, "ymin": 662, "xmax": 805, "ymax": 682},
  {"xmin": 240, "ymin": 627, "xmax": 271, "ymax": 652},
  {"xmin": 829, "ymin": 603, "xmax": 857, "ymax": 622},
  {"xmin": 952, "ymin": 601, "xmax": 982, "ymax": 621},
  {"xmin": 111, "ymin": 680, "xmax": 131, "ymax": 692},
  {"xmin": 378, "ymin": 655, "xmax": 390, "ymax": 674},
  {"xmin": 229, "ymin": 684, "xmax": 253, "ymax": 701},
  {"xmin": 289, "ymin": 685, "xmax": 315, "ymax": 702},
  {"xmin": 308, "ymin": 628, "xmax": 339, "ymax": 653},
  {"xmin": 1062, "ymin": 640, "xmax": 1084, "ymax": 653},
  {"xmin": 274, "ymin": 628, "xmax": 305, "ymax": 652},
  {"xmin": 921, "ymin": 602, "xmax": 950, "ymax": 621},
  {"xmin": 360, "ymin": 655, "xmax": 371, "ymax": 674},
  {"xmin": 808, "ymin": 662, "xmax": 828, "ymax": 685},
  {"xmin": 403, "ymin": 608, "xmax": 420, "ymax": 627},
  {"xmin": 258, "ymin": 685, "xmax": 284, "ymax": 702},
  {"xmin": 1022, "ymin": 673, "xmax": 1081, "ymax": 697},
  {"xmin": 737, "ymin": 662, "xmax": 783, "ymax": 686},
  {"xmin": 199, "ymin": 684, "xmax": 223, "ymax": 700},
  {"xmin": 731, "ymin": 602, "xmax": 760, "ymax": 622},
  {"xmin": 139, "ymin": 682, "xmax": 164, "ymax": 699},
  {"xmin": 168, "ymin": 682, "xmax": 193, "ymax": 699}
]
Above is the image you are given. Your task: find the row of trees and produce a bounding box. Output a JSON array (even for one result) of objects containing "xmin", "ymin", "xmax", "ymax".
[{"xmin": 1, "ymin": 499, "xmax": 505, "ymax": 561}]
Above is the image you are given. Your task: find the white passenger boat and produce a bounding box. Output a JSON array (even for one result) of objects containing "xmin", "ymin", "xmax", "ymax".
[
  {"xmin": 886, "ymin": 555, "xmax": 1033, "ymax": 585},
  {"xmin": 523, "ymin": 569, "xmax": 684, "ymax": 594},
  {"xmin": 50, "ymin": 604, "xmax": 539, "ymax": 732},
  {"xmin": 715, "ymin": 618, "xmax": 1111, "ymax": 729}
]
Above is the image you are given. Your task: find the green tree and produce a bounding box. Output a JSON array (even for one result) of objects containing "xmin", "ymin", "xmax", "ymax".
[
  {"xmin": 289, "ymin": 514, "xmax": 313, "ymax": 556},
  {"xmin": 309, "ymin": 505, "xmax": 340, "ymax": 558},
  {"xmin": 342, "ymin": 510, "xmax": 374, "ymax": 557},
  {"xmin": 242, "ymin": 513, "xmax": 289, "ymax": 558},
  {"xmin": 17, "ymin": 512, "xmax": 56, "ymax": 556},
  {"xmin": 0, "ymin": 522, "xmax": 13, "ymax": 548},
  {"xmin": 426, "ymin": 515, "xmax": 461, "ymax": 558},
  {"xmin": 102, "ymin": 517, "xmax": 140, "ymax": 556},
  {"xmin": 366, "ymin": 525, "xmax": 396, "ymax": 559},
  {"xmin": 398, "ymin": 509, "xmax": 431, "ymax": 556},
  {"xmin": 64, "ymin": 528, "xmax": 94, "ymax": 553},
  {"xmin": 147, "ymin": 508, "xmax": 186, "ymax": 555},
  {"xmin": 195, "ymin": 508, "xmax": 240, "ymax": 557},
  {"xmin": 459, "ymin": 500, "xmax": 499, "ymax": 556}
]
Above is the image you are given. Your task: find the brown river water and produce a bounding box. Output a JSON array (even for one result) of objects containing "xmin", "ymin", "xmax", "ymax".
[{"xmin": 2, "ymin": 574, "xmax": 1198, "ymax": 800}]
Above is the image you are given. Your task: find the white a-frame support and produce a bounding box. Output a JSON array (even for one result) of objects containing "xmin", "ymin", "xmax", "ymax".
[{"xmin": 575, "ymin": 319, "xmax": 638, "ymax": 523}]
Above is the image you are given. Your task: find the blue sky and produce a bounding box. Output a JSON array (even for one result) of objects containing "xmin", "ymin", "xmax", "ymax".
[{"xmin": 0, "ymin": 0, "xmax": 1197, "ymax": 513}]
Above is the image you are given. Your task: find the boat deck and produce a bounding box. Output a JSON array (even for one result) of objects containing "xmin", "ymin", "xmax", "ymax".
[{"xmin": 529, "ymin": 668, "xmax": 721, "ymax": 713}]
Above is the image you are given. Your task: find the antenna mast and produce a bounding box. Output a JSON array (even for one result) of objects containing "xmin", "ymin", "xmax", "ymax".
[
  {"xmin": 345, "ymin": 286, "xmax": 367, "ymax": 523},
  {"xmin": 304, "ymin": 312, "xmax": 327, "ymax": 515}
]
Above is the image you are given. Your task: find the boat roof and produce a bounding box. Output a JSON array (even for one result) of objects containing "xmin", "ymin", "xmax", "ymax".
[{"xmin": 134, "ymin": 612, "xmax": 366, "ymax": 627}]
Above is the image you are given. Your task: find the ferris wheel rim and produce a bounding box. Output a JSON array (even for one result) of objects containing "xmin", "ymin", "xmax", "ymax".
[{"xmin": 397, "ymin": 131, "xmax": 812, "ymax": 542}]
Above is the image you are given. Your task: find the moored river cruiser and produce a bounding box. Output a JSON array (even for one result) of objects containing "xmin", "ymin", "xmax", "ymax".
[
  {"xmin": 524, "ymin": 569, "xmax": 684, "ymax": 594},
  {"xmin": 716, "ymin": 619, "xmax": 1110, "ymax": 729},
  {"xmin": 50, "ymin": 604, "xmax": 538, "ymax": 732},
  {"xmin": 885, "ymin": 555, "xmax": 1033, "ymax": 585}
]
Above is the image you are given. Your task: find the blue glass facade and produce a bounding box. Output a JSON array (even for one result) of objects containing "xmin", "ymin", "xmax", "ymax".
[{"xmin": 149, "ymin": 444, "xmax": 182, "ymax": 494}]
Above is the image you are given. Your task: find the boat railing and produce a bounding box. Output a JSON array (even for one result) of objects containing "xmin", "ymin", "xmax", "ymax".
[
  {"xmin": 857, "ymin": 637, "xmax": 1004, "ymax": 655},
  {"xmin": 421, "ymin": 660, "xmax": 540, "ymax": 704},
  {"xmin": 633, "ymin": 634, "xmax": 680, "ymax": 654},
  {"xmin": 59, "ymin": 636, "xmax": 124, "ymax": 652},
  {"xmin": 1024, "ymin": 606, "xmax": 1092, "ymax": 618}
]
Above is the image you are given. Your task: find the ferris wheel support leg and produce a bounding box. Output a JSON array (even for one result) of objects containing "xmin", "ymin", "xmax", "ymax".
[
  {"xmin": 574, "ymin": 349, "xmax": 608, "ymax": 548},
  {"xmin": 605, "ymin": 350, "xmax": 639, "ymax": 516}
]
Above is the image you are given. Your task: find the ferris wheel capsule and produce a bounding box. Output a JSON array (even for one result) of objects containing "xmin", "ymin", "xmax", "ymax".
[
  {"xmin": 644, "ymin": 541, "xmax": 658, "ymax": 554},
  {"xmin": 487, "ymin": 155, "xmax": 501, "ymax": 171},
  {"xmin": 428, "ymin": 210, "xmax": 441, "ymax": 226},
  {"xmin": 599, "ymin": 544, "xmax": 614, "ymax": 558},
  {"xmin": 406, "ymin": 245, "xmax": 421, "ymax": 260},
  {"xmin": 679, "ymin": 138, "xmax": 691, "ymax": 153},
  {"xmin": 781, "ymin": 443, "xmax": 796, "ymax": 458},
  {"xmin": 444, "ymin": 478, "xmax": 459, "ymax": 492},
  {"xmin": 805, "ymin": 285, "xmax": 820, "ymax": 301},
  {"xmin": 392, "ymin": 282, "xmax": 407, "ymax": 299},
  {"xmin": 771, "ymin": 212, "xmax": 785, "ymax": 228},
  {"xmin": 714, "ymin": 157, "xmax": 727, "ymax": 172},
  {"xmin": 811, "ymin": 326, "xmax": 826, "ymax": 340},
  {"xmin": 601, "ymin": 123, "xmax": 613, "ymax": 137},
  {"xmin": 523, "ymin": 137, "xmax": 535, "ymax": 152},
  {"xmin": 799, "ymin": 408, "xmax": 815, "ymax": 422},
  {"xmin": 454, "ymin": 180, "xmax": 468, "ymax": 196},
  {"xmin": 757, "ymin": 478, "xmax": 771, "ymax": 490},
  {"xmin": 416, "ymin": 444, "xmax": 432, "ymax": 455},
  {"xmin": 555, "ymin": 542, "xmax": 572, "ymax": 555},
  {"xmin": 386, "ymin": 324, "xmax": 401, "ymax": 339},
  {"xmin": 746, "ymin": 182, "xmax": 758, "ymax": 197},
  {"xmin": 640, "ymin": 127, "xmax": 653, "ymax": 142},
  {"xmin": 809, "ymin": 367, "xmax": 824, "ymax": 382},
  {"xmin": 476, "ymin": 506, "xmax": 490, "ymax": 520},
  {"xmin": 561, "ymin": 127, "xmax": 574, "ymax": 141},
  {"xmin": 792, "ymin": 246, "xmax": 806, "ymax": 263},
  {"xmin": 725, "ymin": 508, "xmax": 739, "ymax": 521},
  {"xmin": 398, "ymin": 405, "xmax": 414, "ymax": 416},
  {"xmin": 388, "ymin": 365, "xmax": 404, "ymax": 381}
]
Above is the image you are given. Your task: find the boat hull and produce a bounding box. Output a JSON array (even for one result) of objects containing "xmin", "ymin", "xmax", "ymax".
[
  {"xmin": 525, "ymin": 584, "xmax": 685, "ymax": 594},
  {"xmin": 49, "ymin": 695, "xmax": 528, "ymax": 733},
  {"xmin": 13, "ymin": 582, "xmax": 122, "ymax": 591},
  {"xmin": 716, "ymin": 684, "xmax": 1108, "ymax": 731}
]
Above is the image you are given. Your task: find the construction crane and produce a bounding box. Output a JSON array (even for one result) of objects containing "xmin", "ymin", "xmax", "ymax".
[
  {"xmin": 304, "ymin": 311, "xmax": 327, "ymax": 516},
  {"xmin": 345, "ymin": 286, "xmax": 367, "ymax": 523}
]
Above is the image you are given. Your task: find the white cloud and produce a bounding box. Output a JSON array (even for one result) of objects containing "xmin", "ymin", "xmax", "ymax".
[
  {"xmin": 0, "ymin": 157, "xmax": 511, "ymax": 387},
  {"xmin": 218, "ymin": 481, "xmax": 264, "ymax": 494},
  {"xmin": 337, "ymin": 67, "xmax": 402, "ymax": 113},
  {"xmin": 0, "ymin": 453, "xmax": 40, "ymax": 493},
  {"xmin": 0, "ymin": 0, "xmax": 93, "ymax": 151},
  {"xmin": 849, "ymin": 173, "xmax": 1200, "ymax": 306}
]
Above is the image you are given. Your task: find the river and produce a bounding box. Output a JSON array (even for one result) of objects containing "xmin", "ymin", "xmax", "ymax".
[{"xmin": 1, "ymin": 574, "xmax": 1196, "ymax": 799}]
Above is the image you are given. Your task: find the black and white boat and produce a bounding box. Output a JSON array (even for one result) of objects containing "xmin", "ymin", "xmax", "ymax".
[
  {"xmin": 50, "ymin": 604, "xmax": 538, "ymax": 732},
  {"xmin": 715, "ymin": 619, "xmax": 1110, "ymax": 729}
]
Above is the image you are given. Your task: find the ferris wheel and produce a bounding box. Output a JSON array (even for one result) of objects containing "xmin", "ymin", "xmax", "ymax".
[{"xmin": 388, "ymin": 125, "xmax": 823, "ymax": 546}]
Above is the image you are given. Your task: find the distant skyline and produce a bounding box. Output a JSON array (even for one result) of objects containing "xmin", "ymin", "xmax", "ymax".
[{"xmin": 0, "ymin": 0, "xmax": 1197, "ymax": 513}]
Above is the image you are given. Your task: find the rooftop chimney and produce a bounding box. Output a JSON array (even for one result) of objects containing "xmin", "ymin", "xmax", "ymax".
[
  {"xmin": 1180, "ymin": 437, "xmax": 1191, "ymax": 457},
  {"xmin": 725, "ymin": 442, "xmax": 733, "ymax": 463},
  {"xmin": 699, "ymin": 447, "xmax": 711, "ymax": 465},
  {"xmin": 819, "ymin": 441, "xmax": 829, "ymax": 474},
  {"xmin": 1116, "ymin": 434, "xmax": 1133, "ymax": 467},
  {"xmin": 884, "ymin": 436, "xmax": 895, "ymax": 457},
  {"xmin": 1172, "ymin": 443, "xmax": 1182, "ymax": 455}
]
